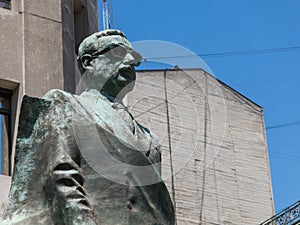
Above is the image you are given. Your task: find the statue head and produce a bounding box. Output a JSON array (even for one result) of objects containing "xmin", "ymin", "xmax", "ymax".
[{"xmin": 77, "ymin": 29, "xmax": 142, "ymax": 100}]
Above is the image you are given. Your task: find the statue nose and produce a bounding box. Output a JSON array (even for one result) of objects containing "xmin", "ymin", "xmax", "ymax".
[{"xmin": 123, "ymin": 53, "xmax": 135, "ymax": 65}]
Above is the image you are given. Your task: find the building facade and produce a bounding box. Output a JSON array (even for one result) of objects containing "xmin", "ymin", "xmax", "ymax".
[
  {"xmin": 0, "ymin": 0, "xmax": 98, "ymax": 212},
  {"xmin": 127, "ymin": 69, "xmax": 274, "ymax": 224},
  {"xmin": 0, "ymin": 1, "xmax": 274, "ymax": 224}
]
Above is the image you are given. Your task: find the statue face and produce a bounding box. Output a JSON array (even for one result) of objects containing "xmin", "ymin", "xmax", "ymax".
[{"xmin": 84, "ymin": 36, "xmax": 142, "ymax": 99}]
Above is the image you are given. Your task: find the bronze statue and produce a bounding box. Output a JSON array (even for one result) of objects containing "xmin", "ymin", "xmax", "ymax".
[{"xmin": 0, "ymin": 30, "xmax": 175, "ymax": 225}]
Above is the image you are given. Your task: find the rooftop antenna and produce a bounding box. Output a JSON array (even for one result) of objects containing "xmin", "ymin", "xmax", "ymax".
[{"xmin": 102, "ymin": 0, "xmax": 113, "ymax": 30}]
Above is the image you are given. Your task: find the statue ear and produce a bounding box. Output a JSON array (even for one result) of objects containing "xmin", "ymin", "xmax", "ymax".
[{"xmin": 80, "ymin": 54, "xmax": 93, "ymax": 70}]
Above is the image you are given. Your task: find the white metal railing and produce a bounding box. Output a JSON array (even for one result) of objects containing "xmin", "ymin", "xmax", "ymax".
[{"xmin": 260, "ymin": 201, "xmax": 300, "ymax": 225}]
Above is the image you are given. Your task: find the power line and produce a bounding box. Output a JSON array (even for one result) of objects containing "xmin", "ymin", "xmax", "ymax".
[
  {"xmin": 266, "ymin": 120, "xmax": 300, "ymax": 130},
  {"xmin": 144, "ymin": 46, "xmax": 300, "ymax": 60}
]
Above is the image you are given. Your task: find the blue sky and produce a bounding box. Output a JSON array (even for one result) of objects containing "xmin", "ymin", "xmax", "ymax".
[{"xmin": 98, "ymin": 1, "xmax": 300, "ymax": 213}]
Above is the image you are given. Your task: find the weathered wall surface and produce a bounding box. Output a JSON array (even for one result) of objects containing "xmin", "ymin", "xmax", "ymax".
[
  {"xmin": 0, "ymin": 8, "xmax": 22, "ymax": 86},
  {"xmin": 63, "ymin": 0, "xmax": 98, "ymax": 93},
  {"xmin": 0, "ymin": 0, "xmax": 98, "ymax": 107},
  {"xmin": 0, "ymin": 0, "xmax": 98, "ymax": 215},
  {"xmin": 0, "ymin": 175, "xmax": 11, "ymax": 217},
  {"xmin": 128, "ymin": 69, "xmax": 274, "ymax": 225},
  {"xmin": 23, "ymin": 7, "xmax": 64, "ymax": 97}
]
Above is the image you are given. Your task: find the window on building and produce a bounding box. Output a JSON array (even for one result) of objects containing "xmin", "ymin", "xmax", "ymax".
[
  {"xmin": 0, "ymin": 0, "xmax": 11, "ymax": 10},
  {"xmin": 0, "ymin": 88, "xmax": 12, "ymax": 176}
]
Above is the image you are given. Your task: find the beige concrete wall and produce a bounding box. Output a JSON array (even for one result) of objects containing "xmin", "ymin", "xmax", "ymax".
[
  {"xmin": 0, "ymin": 7, "xmax": 23, "ymax": 179},
  {"xmin": 22, "ymin": 0, "xmax": 62, "ymax": 22},
  {"xmin": 23, "ymin": 11, "xmax": 64, "ymax": 97},
  {"xmin": 0, "ymin": 0, "xmax": 65, "ymax": 98},
  {"xmin": 0, "ymin": 0, "xmax": 98, "ymax": 97},
  {"xmin": 128, "ymin": 69, "xmax": 274, "ymax": 225},
  {"xmin": 63, "ymin": 0, "xmax": 98, "ymax": 94},
  {"xmin": 0, "ymin": 0, "xmax": 98, "ymax": 215},
  {"xmin": 0, "ymin": 8, "xmax": 22, "ymax": 85},
  {"xmin": 0, "ymin": 175, "xmax": 11, "ymax": 217}
]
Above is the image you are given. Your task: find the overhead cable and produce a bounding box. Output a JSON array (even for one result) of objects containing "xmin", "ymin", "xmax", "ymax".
[
  {"xmin": 144, "ymin": 46, "xmax": 300, "ymax": 60},
  {"xmin": 266, "ymin": 120, "xmax": 300, "ymax": 130}
]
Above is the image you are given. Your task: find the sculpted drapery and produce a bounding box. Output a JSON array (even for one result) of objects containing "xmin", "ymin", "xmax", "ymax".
[{"xmin": 0, "ymin": 29, "xmax": 175, "ymax": 225}]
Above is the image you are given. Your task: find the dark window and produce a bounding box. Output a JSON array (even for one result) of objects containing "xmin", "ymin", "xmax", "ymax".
[
  {"xmin": 0, "ymin": 0, "xmax": 11, "ymax": 10},
  {"xmin": 0, "ymin": 88, "xmax": 12, "ymax": 175},
  {"xmin": 74, "ymin": 0, "xmax": 87, "ymax": 54}
]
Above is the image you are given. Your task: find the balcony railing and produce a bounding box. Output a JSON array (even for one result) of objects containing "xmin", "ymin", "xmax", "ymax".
[
  {"xmin": 260, "ymin": 200, "xmax": 300, "ymax": 225},
  {"xmin": 0, "ymin": 0, "xmax": 11, "ymax": 10}
]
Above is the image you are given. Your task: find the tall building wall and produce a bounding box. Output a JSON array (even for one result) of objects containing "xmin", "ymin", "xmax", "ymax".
[
  {"xmin": 128, "ymin": 69, "xmax": 274, "ymax": 224},
  {"xmin": 0, "ymin": 0, "xmax": 98, "ymax": 213},
  {"xmin": 0, "ymin": 0, "xmax": 98, "ymax": 97}
]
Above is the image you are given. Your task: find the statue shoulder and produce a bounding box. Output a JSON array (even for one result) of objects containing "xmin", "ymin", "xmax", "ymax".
[
  {"xmin": 18, "ymin": 89, "xmax": 76, "ymax": 139},
  {"xmin": 43, "ymin": 89, "xmax": 75, "ymax": 103}
]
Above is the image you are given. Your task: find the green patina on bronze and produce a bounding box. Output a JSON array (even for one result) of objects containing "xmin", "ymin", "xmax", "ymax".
[{"xmin": 0, "ymin": 29, "xmax": 175, "ymax": 225}]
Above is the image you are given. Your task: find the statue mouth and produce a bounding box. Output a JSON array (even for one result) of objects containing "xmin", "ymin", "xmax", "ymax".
[{"xmin": 118, "ymin": 66, "xmax": 136, "ymax": 83}]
